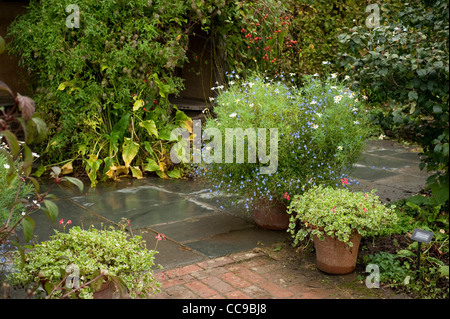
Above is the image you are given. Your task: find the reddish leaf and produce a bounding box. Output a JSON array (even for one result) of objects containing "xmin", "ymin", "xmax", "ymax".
[
  {"xmin": 0, "ymin": 80, "xmax": 13, "ymax": 97},
  {"xmin": 16, "ymin": 93, "xmax": 35, "ymax": 121}
]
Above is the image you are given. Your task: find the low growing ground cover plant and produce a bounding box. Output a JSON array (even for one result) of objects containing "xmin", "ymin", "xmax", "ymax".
[
  {"xmin": 359, "ymin": 191, "xmax": 449, "ymax": 299},
  {"xmin": 193, "ymin": 72, "xmax": 372, "ymax": 212}
]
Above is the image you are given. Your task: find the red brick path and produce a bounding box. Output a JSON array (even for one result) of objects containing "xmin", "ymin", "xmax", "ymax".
[{"xmin": 152, "ymin": 248, "xmax": 400, "ymax": 299}]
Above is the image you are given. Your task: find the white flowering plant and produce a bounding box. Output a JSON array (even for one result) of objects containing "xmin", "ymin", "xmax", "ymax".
[
  {"xmin": 9, "ymin": 221, "xmax": 163, "ymax": 299},
  {"xmin": 287, "ymin": 184, "xmax": 399, "ymax": 247},
  {"xmin": 193, "ymin": 72, "xmax": 373, "ymax": 211}
]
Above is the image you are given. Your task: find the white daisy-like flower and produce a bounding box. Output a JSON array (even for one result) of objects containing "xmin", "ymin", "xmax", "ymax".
[
  {"xmin": 344, "ymin": 75, "xmax": 350, "ymax": 80},
  {"xmin": 337, "ymin": 145, "xmax": 343, "ymax": 150},
  {"xmin": 3, "ymin": 164, "xmax": 10, "ymax": 169},
  {"xmin": 313, "ymin": 73, "xmax": 319, "ymax": 77},
  {"xmin": 229, "ymin": 81, "xmax": 235, "ymax": 85},
  {"xmin": 310, "ymin": 100, "xmax": 317, "ymax": 104},
  {"xmin": 312, "ymin": 124, "xmax": 319, "ymax": 129},
  {"xmin": 331, "ymin": 73, "xmax": 337, "ymax": 78},
  {"xmin": 229, "ymin": 112, "xmax": 238, "ymax": 118},
  {"xmin": 322, "ymin": 61, "xmax": 329, "ymax": 64},
  {"xmin": 316, "ymin": 113, "xmax": 322, "ymax": 118},
  {"xmin": 334, "ymin": 95, "xmax": 343, "ymax": 103},
  {"xmin": 352, "ymin": 107, "xmax": 358, "ymax": 112},
  {"xmin": 289, "ymin": 73, "xmax": 295, "ymax": 77},
  {"xmin": 362, "ymin": 95, "xmax": 368, "ymax": 100},
  {"xmin": 209, "ymin": 97, "xmax": 215, "ymax": 102},
  {"xmin": 379, "ymin": 134, "xmax": 386, "ymax": 140},
  {"xmin": 354, "ymin": 120, "xmax": 360, "ymax": 125},
  {"xmin": 234, "ymin": 99, "xmax": 240, "ymax": 103},
  {"xmin": 249, "ymin": 103, "xmax": 254, "ymax": 108}
]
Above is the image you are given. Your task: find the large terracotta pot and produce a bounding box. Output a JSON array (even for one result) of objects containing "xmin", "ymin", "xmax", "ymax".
[
  {"xmin": 252, "ymin": 199, "xmax": 290, "ymax": 230},
  {"xmin": 312, "ymin": 231, "xmax": 362, "ymax": 275}
]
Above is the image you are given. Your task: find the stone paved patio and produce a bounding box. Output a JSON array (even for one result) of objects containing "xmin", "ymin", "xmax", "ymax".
[{"xmin": 5, "ymin": 139, "xmax": 429, "ymax": 299}]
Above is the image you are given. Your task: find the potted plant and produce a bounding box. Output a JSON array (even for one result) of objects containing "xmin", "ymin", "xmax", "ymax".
[
  {"xmin": 193, "ymin": 72, "xmax": 372, "ymax": 230},
  {"xmin": 287, "ymin": 184, "xmax": 399, "ymax": 274},
  {"xmin": 8, "ymin": 220, "xmax": 162, "ymax": 299}
]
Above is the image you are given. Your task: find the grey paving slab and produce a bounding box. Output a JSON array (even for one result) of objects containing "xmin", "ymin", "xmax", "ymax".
[
  {"xmin": 26, "ymin": 199, "xmax": 110, "ymax": 243},
  {"xmin": 184, "ymin": 227, "xmax": 289, "ymax": 259},
  {"xmin": 350, "ymin": 165, "xmax": 400, "ymax": 181},
  {"xmin": 134, "ymin": 228, "xmax": 207, "ymax": 269},
  {"xmin": 357, "ymin": 153, "xmax": 417, "ymax": 170},
  {"xmin": 69, "ymin": 185, "xmax": 215, "ymax": 227},
  {"xmin": 151, "ymin": 213, "xmax": 253, "ymax": 244}
]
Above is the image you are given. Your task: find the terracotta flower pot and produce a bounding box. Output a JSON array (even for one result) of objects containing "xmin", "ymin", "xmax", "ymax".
[
  {"xmin": 253, "ymin": 199, "xmax": 290, "ymax": 230},
  {"xmin": 312, "ymin": 231, "xmax": 362, "ymax": 275},
  {"xmin": 93, "ymin": 280, "xmax": 116, "ymax": 299}
]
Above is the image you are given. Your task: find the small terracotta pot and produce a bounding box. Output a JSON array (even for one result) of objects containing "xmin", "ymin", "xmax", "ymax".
[
  {"xmin": 93, "ymin": 280, "xmax": 116, "ymax": 299},
  {"xmin": 252, "ymin": 199, "xmax": 290, "ymax": 230},
  {"xmin": 312, "ymin": 231, "xmax": 362, "ymax": 275}
]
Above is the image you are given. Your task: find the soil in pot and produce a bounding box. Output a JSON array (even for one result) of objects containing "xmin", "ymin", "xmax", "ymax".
[
  {"xmin": 253, "ymin": 199, "xmax": 290, "ymax": 230},
  {"xmin": 313, "ymin": 232, "xmax": 362, "ymax": 275}
]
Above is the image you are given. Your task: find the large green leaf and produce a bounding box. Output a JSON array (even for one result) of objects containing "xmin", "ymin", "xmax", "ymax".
[
  {"xmin": 43, "ymin": 200, "xmax": 59, "ymax": 223},
  {"xmin": 144, "ymin": 158, "xmax": 160, "ymax": 172},
  {"xmin": 22, "ymin": 217, "xmax": 35, "ymax": 243},
  {"xmin": 0, "ymin": 130, "xmax": 20, "ymax": 159},
  {"xmin": 122, "ymin": 137, "xmax": 139, "ymax": 168},
  {"xmin": 139, "ymin": 120, "xmax": 158, "ymax": 137},
  {"xmin": 63, "ymin": 176, "xmax": 84, "ymax": 193}
]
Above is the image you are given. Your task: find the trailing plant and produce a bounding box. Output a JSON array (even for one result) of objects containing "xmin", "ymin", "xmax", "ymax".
[
  {"xmin": 193, "ymin": 72, "xmax": 372, "ymax": 212},
  {"xmin": 337, "ymin": 0, "xmax": 449, "ymax": 200},
  {"xmin": 8, "ymin": 221, "xmax": 163, "ymax": 299},
  {"xmin": 287, "ymin": 184, "xmax": 398, "ymax": 247}
]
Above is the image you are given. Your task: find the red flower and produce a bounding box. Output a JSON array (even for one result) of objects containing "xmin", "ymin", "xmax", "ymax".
[
  {"xmin": 59, "ymin": 219, "xmax": 64, "ymax": 225},
  {"xmin": 67, "ymin": 220, "xmax": 72, "ymax": 225},
  {"xmin": 340, "ymin": 178, "xmax": 349, "ymax": 185},
  {"xmin": 155, "ymin": 233, "xmax": 166, "ymax": 241},
  {"xmin": 332, "ymin": 207, "xmax": 335, "ymax": 213}
]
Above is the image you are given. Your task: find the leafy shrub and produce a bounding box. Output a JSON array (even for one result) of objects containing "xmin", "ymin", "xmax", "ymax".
[
  {"xmin": 7, "ymin": 0, "xmax": 201, "ymax": 185},
  {"xmin": 193, "ymin": 72, "xmax": 372, "ymax": 211},
  {"xmin": 337, "ymin": 0, "xmax": 449, "ymax": 196}
]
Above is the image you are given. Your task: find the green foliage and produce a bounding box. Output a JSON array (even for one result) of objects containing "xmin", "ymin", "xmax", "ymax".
[
  {"xmin": 0, "ymin": 154, "xmax": 34, "ymax": 228},
  {"xmin": 287, "ymin": 185, "xmax": 398, "ymax": 246},
  {"xmin": 193, "ymin": 72, "xmax": 372, "ymax": 211},
  {"xmin": 9, "ymin": 224, "xmax": 161, "ymax": 299},
  {"xmin": 362, "ymin": 192, "xmax": 449, "ymax": 299},
  {"xmin": 7, "ymin": 0, "xmax": 199, "ymax": 186},
  {"xmin": 364, "ymin": 245, "xmax": 449, "ymax": 299},
  {"xmin": 337, "ymin": 0, "xmax": 449, "ymax": 194},
  {"xmin": 211, "ymin": 0, "xmax": 372, "ymax": 80}
]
